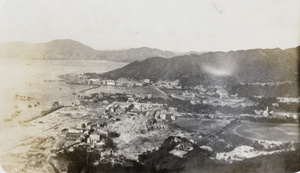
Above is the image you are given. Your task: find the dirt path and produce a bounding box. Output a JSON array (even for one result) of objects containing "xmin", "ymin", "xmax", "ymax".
[
  {"xmin": 152, "ymin": 86, "xmax": 170, "ymax": 100},
  {"xmin": 232, "ymin": 124, "xmax": 256, "ymax": 140},
  {"xmin": 78, "ymin": 86, "xmax": 99, "ymax": 93}
]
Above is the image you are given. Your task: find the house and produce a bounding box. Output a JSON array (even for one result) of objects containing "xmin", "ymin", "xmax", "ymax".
[
  {"xmin": 171, "ymin": 115, "xmax": 177, "ymax": 120},
  {"xmin": 174, "ymin": 85, "xmax": 182, "ymax": 89},
  {"xmin": 143, "ymin": 79, "xmax": 151, "ymax": 83},
  {"xmin": 88, "ymin": 79, "xmax": 101, "ymax": 85},
  {"xmin": 160, "ymin": 112, "xmax": 166, "ymax": 120},
  {"xmin": 147, "ymin": 94, "xmax": 153, "ymax": 99},
  {"xmin": 128, "ymin": 97, "xmax": 135, "ymax": 102},
  {"xmin": 272, "ymin": 109, "xmax": 299, "ymax": 119},
  {"xmin": 200, "ymin": 145, "xmax": 213, "ymax": 151},
  {"xmin": 126, "ymin": 94, "xmax": 134, "ymax": 98},
  {"xmin": 182, "ymin": 91, "xmax": 195, "ymax": 98},
  {"xmin": 105, "ymin": 80, "xmax": 115, "ymax": 86},
  {"xmin": 277, "ymin": 97, "xmax": 300, "ymax": 103},
  {"xmin": 151, "ymin": 103, "xmax": 164, "ymax": 109},
  {"xmin": 88, "ymin": 133, "xmax": 100, "ymax": 144},
  {"xmin": 97, "ymin": 129, "xmax": 109, "ymax": 137},
  {"xmin": 169, "ymin": 107, "xmax": 177, "ymax": 112},
  {"xmin": 116, "ymin": 82, "xmax": 124, "ymax": 86},
  {"xmin": 216, "ymin": 88, "xmax": 229, "ymax": 98},
  {"xmin": 134, "ymin": 82, "xmax": 144, "ymax": 87}
]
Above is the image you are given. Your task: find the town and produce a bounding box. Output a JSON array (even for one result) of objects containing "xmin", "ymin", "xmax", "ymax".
[
  {"xmin": 29, "ymin": 73, "xmax": 297, "ymax": 172},
  {"xmin": 61, "ymin": 73, "xmax": 299, "ymax": 121},
  {"xmin": 2, "ymin": 68, "xmax": 299, "ymax": 173}
]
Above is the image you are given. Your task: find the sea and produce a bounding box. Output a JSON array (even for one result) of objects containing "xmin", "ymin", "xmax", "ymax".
[{"xmin": 0, "ymin": 59, "xmax": 127, "ymax": 131}]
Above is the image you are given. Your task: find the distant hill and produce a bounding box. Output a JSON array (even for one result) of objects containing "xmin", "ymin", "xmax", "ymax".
[
  {"xmin": 95, "ymin": 47, "xmax": 176, "ymax": 62},
  {"xmin": 0, "ymin": 40, "xmax": 97, "ymax": 60},
  {"xmin": 0, "ymin": 39, "xmax": 177, "ymax": 62},
  {"xmin": 101, "ymin": 47, "xmax": 299, "ymax": 85}
]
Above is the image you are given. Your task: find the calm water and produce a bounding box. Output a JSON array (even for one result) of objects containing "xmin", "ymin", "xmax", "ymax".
[{"xmin": 0, "ymin": 59, "xmax": 127, "ymax": 130}]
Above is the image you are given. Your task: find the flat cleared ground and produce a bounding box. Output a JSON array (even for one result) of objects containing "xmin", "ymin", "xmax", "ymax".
[
  {"xmin": 234, "ymin": 122, "xmax": 300, "ymax": 142},
  {"xmin": 172, "ymin": 118, "xmax": 230, "ymax": 134}
]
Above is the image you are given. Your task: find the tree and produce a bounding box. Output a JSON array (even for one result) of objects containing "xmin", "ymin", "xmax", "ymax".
[{"xmin": 104, "ymin": 137, "xmax": 118, "ymax": 152}]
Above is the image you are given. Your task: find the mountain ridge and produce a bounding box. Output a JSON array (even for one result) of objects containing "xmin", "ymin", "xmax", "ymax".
[
  {"xmin": 101, "ymin": 46, "xmax": 299, "ymax": 85},
  {"xmin": 0, "ymin": 39, "xmax": 178, "ymax": 62}
]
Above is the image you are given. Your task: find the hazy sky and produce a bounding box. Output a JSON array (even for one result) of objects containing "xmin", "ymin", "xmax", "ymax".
[{"xmin": 0, "ymin": 0, "xmax": 299, "ymax": 52}]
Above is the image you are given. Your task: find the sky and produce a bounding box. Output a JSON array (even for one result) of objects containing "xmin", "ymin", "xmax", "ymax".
[{"xmin": 0, "ymin": 0, "xmax": 299, "ymax": 52}]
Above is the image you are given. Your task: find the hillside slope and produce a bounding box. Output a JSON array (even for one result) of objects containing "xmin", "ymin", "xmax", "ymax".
[
  {"xmin": 0, "ymin": 39, "xmax": 177, "ymax": 62},
  {"xmin": 0, "ymin": 40, "xmax": 97, "ymax": 60},
  {"xmin": 96, "ymin": 47, "xmax": 176, "ymax": 62},
  {"xmin": 101, "ymin": 47, "xmax": 299, "ymax": 85}
]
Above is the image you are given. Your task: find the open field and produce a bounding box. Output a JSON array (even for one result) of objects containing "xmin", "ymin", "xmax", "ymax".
[
  {"xmin": 173, "ymin": 118, "xmax": 299, "ymax": 143},
  {"xmin": 172, "ymin": 118, "xmax": 230, "ymax": 134},
  {"xmin": 234, "ymin": 121, "xmax": 300, "ymax": 142}
]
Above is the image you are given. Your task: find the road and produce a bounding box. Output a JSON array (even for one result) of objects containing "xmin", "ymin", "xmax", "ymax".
[{"xmin": 152, "ymin": 86, "xmax": 170, "ymax": 100}]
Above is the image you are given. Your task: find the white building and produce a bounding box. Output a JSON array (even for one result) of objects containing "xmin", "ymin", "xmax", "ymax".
[
  {"xmin": 105, "ymin": 80, "xmax": 115, "ymax": 86},
  {"xmin": 143, "ymin": 79, "xmax": 151, "ymax": 83},
  {"xmin": 88, "ymin": 133, "xmax": 100, "ymax": 144}
]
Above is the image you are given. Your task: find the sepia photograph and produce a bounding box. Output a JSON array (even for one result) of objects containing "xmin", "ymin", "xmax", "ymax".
[{"xmin": 0, "ymin": 0, "xmax": 299, "ymax": 172}]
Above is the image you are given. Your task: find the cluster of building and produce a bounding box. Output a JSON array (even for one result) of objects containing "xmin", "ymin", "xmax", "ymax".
[
  {"xmin": 271, "ymin": 109, "xmax": 299, "ymax": 120},
  {"xmin": 51, "ymin": 100, "xmax": 182, "ymax": 154},
  {"xmin": 277, "ymin": 97, "xmax": 300, "ymax": 103},
  {"xmin": 166, "ymin": 86, "xmax": 255, "ymax": 107},
  {"xmin": 51, "ymin": 121, "xmax": 119, "ymax": 153},
  {"xmin": 167, "ymin": 85, "xmax": 223, "ymax": 101},
  {"xmin": 155, "ymin": 80, "xmax": 182, "ymax": 89},
  {"xmin": 63, "ymin": 73, "xmax": 154, "ymax": 87},
  {"xmin": 254, "ymin": 106, "xmax": 299, "ymax": 120},
  {"xmin": 201, "ymin": 97, "xmax": 255, "ymax": 107},
  {"xmin": 102, "ymin": 101, "xmax": 180, "ymax": 121},
  {"xmin": 79, "ymin": 92, "xmax": 153, "ymax": 103},
  {"xmin": 87, "ymin": 78, "xmax": 152, "ymax": 87},
  {"xmin": 240, "ymin": 81, "xmax": 293, "ymax": 86}
]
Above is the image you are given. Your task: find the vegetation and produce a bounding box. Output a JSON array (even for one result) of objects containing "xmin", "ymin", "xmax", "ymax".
[
  {"xmin": 229, "ymin": 82, "xmax": 299, "ymax": 98},
  {"xmin": 242, "ymin": 116, "xmax": 298, "ymax": 124},
  {"xmin": 101, "ymin": 47, "xmax": 299, "ymax": 86},
  {"xmin": 139, "ymin": 136, "xmax": 214, "ymax": 172},
  {"xmin": 103, "ymin": 137, "xmax": 118, "ymax": 152}
]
